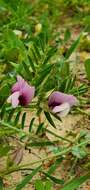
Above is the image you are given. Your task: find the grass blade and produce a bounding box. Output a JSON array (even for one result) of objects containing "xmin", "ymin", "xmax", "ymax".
[
  {"xmin": 84, "ymin": 59, "xmax": 90, "ymax": 81},
  {"xmin": 65, "ymin": 34, "xmax": 82, "ymax": 59},
  {"xmin": 60, "ymin": 173, "xmax": 90, "ymax": 190},
  {"xmin": 16, "ymin": 165, "xmax": 41, "ymax": 190},
  {"xmin": 28, "ymin": 56, "xmax": 36, "ymax": 72},
  {"xmin": 48, "ymin": 158, "xmax": 63, "ymax": 175},
  {"xmin": 35, "ymin": 179, "xmax": 44, "ymax": 190},
  {"xmin": 22, "ymin": 61, "xmax": 32, "ymax": 80}
]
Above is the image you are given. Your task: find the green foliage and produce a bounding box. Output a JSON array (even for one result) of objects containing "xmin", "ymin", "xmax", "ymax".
[
  {"xmin": 35, "ymin": 179, "xmax": 52, "ymax": 190},
  {"xmin": 0, "ymin": 178, "xmax": 3, "ymax": 189},
  {"xmin": 48, "ymin": 158, "xmax": 63, "ymax": 175},
  {"xmin": 36, "ymin": 122, "xmax": 44, "ymax": 134},
  {"xmin": 60, "ymin": 173, "xmax": 90, "ymax": 190},
  {"xmin": 21, "ymin": 112, "xmax": 26, "ymax": 129},
  {"xmin": 65, "ymin": 33, "xmax": 82, "ymax": 59},
  {"xmin": 72, "ymin": 146, "xmax": 87, "ymax": 159},
  {"xmin": 84, "ymin": 59, "xmax": 90, "ymax": 80},
  {"xmin": 29, "ymin": 117, "xmax": 35, "ymax": 132},
  {"xmin": 0, "ymin": 0, "xmax": 90, "ymax": 189},
  {"xmin": 44, "ymin": 111, "xmax": 56, "ymax": 128},
  {"xmin": 16, "ymin": 165, "xmax": 41, "ymax": 190},
  {"xmin": 0, "ymin": 144, "xmax": 10, "ymax": 157},
  {"xmin": 28, "ymin": 140, "xmax": 58, "ymax": 147},
  {"xmin": 43, "ymin": 171, "xmax": 64, "ymax": 184}
]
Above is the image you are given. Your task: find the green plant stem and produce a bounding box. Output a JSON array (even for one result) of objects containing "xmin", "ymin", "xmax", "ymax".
[
  {"xmin": 0, "ymin": 120, "xmax": 72, "ymax": 144},
  {"xmin": 1, "ymin": 139, "xmax": 90, "ymax": 178},
  {"xmin": 46, "ymin": 129, "xmax": 73, "ymax": 143},
  {"xmin": 76, "ymin": 108, "xmax": 90, "ymax": 116},
  {"xmin": 70, "ymin": 158, "xmax": 78, "ymax": 174},
  {"xmin": 0, "ymin": 120, "xmax": 28, "ymax": 135},
  {"xmin": 0, "ymin": 147, "xmax": 71, "ymax": 177}
]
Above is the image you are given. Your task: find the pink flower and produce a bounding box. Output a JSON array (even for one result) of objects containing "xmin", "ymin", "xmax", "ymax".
[
  {"xmin": 7, "ymin": 75, "xmax": 35, "ymax": 108},
  {"xmin": 48, "ymin": 91, "xmax": 79, "ymax": 117}
]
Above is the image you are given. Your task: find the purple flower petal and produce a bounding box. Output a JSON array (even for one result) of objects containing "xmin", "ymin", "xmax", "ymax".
[
  {"xmin": 48, "ymin": 91, "xmax": 78, "ymax": 108},
  {"xmin": 19, "ymin": 83, "xmax": 35, "ymax": 106},
  {"xmin": 52, "ymin": 102, "xmax": 70, "ymax": 117},
  {"xmin": 12, "ymin": 75, "xmax": 25, "ymax": 93}
]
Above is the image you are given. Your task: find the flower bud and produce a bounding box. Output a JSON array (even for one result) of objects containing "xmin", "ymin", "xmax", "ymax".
[
  {"xmin": 13, "ymin": 30, "xmax": 22, "ymax": 38},
  {"xmin": 35, "ymin": 23, "xmax": 42, "ymax": 34}
]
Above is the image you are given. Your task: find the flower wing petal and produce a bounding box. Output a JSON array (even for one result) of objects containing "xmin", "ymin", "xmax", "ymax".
[
  {"xmin": 7, "ymin": 95, "xmax": 12, "ymax": 103},
  {"xmin": 52, "ymin": 102, "xmax": 70, "ymax": 117},
  {"xmin": 7, "ymin": 91, "xmax": 20, "ymax": 108}
]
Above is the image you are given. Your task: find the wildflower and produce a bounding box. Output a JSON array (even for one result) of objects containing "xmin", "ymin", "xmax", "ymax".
[
  {"xmin": 7, "ymin": 75, "xmax": 35, "ymax": 108},
  {"xmin": 48, "ymin": 91, "xmax": 78, "ymax": 117}
]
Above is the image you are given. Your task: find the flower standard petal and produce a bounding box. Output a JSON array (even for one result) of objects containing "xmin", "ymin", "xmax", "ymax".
[
  {"xmin": 12, "ymin": 75, "xmax": 25, "ymax": 93},
  {"xmin": 17, "ymin": 75, "xmax": 25, "ymax": 89},
  {"xmin": 11, "ymin": 82, "xmax": 20, "ymax": 93},
  {"xmin": 48, "ymin": 91, "xmax": 62, "ymax": 107},
  {"xmin": 20, "ymin": 83, "xmax": 35, "ymax": 105},
  {"xmin": 48, "ymin": 91, "xmax": 78, "ymax": 108}
]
